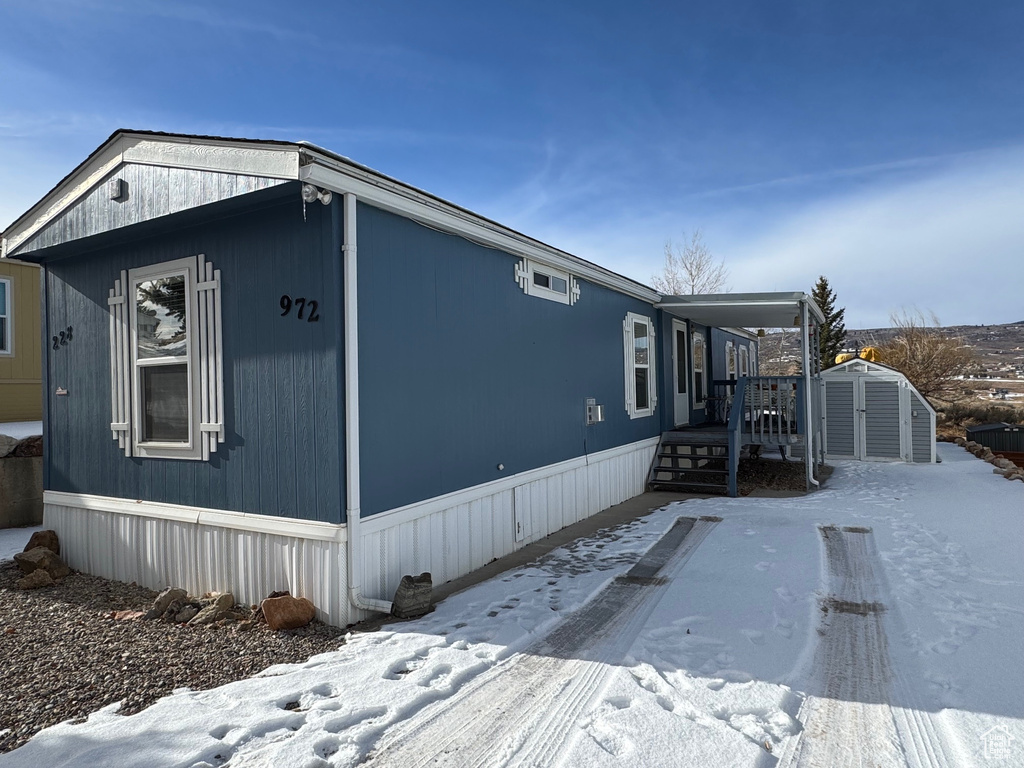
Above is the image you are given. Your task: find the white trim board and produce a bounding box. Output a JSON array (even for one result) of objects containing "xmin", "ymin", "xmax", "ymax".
[{"xmin": 42, "ymin": 491, "xmax": 347, "ymax": 542}]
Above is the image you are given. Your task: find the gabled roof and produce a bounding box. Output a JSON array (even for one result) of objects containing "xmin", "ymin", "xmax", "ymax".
[
  {"xmin": 824, "ymin": 357, "xmax": 904, "ymax": 375},
  {"xmin": 1, "ymin": 129, "xmax": 660, "ymax": 303}
]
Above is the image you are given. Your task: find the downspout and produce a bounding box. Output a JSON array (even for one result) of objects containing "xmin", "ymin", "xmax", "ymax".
[
  {"xmin": 343, "ymin": 191, "xmax": 394, "ymax": 615},
  {"xmin": 801, "ymin": 299, "xmax": 820, "ymax": 488}
]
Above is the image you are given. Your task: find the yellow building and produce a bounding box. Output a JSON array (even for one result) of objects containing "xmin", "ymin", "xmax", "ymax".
[{"xmin": 0, "ymin": 258, "xmax": 42, "ymax": 422}]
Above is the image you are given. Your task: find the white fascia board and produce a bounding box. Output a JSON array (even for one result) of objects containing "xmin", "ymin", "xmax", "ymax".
[
  {"xmin": 299, "ymin": 159, "xmax": 661, "ymax": 305},
  {"xmin": 3, "ymin": 133, "xmax": 301, "ymax": 258},
  {"xmin": 360, "ymin": 436, "xmax": 660, "ymax": 535},
  {"xmin": 43, "ymin": 490, "xmax": 347, "ymax": 542}
]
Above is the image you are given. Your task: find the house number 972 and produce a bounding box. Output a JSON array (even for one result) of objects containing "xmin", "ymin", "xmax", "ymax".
[
  {"xmin": 52, "ymin": 326, "xmax": 74, "ymax": 350},
  {"xmin": 280, "ymin": 295, "xmax": 320, "ymax": 322}
]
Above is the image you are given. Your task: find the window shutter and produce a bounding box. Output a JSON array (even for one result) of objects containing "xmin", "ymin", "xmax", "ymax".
[
  {"xmin": 107, "ymin": 270, "xmax": 132, "ymax": 456},
  {"xmin": 623, "ymin": 318, "xmax": 634, "ymax": 413},
  {"xmin": 649, "ymin": 322, "xmax": 658, "ymax": 409},
  {"xmin": 196, "ymin": 254, "xmax": 224, "ymax": 460}
]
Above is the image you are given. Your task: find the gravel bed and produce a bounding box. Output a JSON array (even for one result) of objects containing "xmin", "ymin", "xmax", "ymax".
[
  {"xmin": 738, "ymin": 456, "xmax": 834, "ymax": 494},
  {"xmin": 0, "ymin": 562, "xmax": 347, "ymax": 754}
]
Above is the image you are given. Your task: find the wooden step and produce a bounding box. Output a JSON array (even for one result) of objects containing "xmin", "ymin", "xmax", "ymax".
[{"xmin": 649, "ymin": 480, "xmax": 729, "ymax": 492}]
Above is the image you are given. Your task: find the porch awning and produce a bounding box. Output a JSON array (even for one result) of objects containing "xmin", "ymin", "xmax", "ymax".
[{"xmin": 654, "ymin": 291, "xmax": 825, "ymax": 329}]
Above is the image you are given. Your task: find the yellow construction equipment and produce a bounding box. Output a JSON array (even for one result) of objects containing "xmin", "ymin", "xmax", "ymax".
[{"xmin": 835, "ymin": 347, "xmax": 883, "ymax": 365}]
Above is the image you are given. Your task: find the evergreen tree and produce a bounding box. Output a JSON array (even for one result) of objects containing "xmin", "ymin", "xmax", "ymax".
[{"xmin": 812, "ymin": 276, "xmax": 846, "ymax": 369}]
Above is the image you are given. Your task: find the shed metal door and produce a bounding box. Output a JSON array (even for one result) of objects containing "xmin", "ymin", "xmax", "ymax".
[
  {"xmin": 860, "ymin": 380, "xmax": 903, "ymax": 460},
  {"xmin": 824, "ymin": 380, "xmax": 856, "ymax": 457}
]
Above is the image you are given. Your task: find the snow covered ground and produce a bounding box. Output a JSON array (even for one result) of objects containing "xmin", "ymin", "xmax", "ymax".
[{"xmin": 3, "ymin": 443, "xmax": 1022, "ymax": 767}]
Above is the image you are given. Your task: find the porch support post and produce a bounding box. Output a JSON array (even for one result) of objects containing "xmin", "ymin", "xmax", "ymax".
[{"xmin": 801, "ymin": 299, "xmax": 818, "ymax": 490}]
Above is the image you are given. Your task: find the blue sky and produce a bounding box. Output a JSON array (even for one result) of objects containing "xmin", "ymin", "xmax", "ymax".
[{"xmin": 1, "ymin": 0, "xmax": 1022, "ymax": 327}]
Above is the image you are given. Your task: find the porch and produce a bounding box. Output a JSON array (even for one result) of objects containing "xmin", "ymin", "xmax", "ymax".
[{"xmin": 650, "ymin": 293, "xmax": 826, "ymax": 496}]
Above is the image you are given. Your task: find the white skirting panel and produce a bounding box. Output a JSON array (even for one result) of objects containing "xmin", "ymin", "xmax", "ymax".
[
  {"xmin": 43, "ymin": 502, "xmax": 350, "ymax": 626},
  {"xmin": 357, "ymin": 437, "xmax": 659, "ymax": 606},
  {"xmin": 42, "ymin": 436, "xmax": 658, "ymax": 628}
]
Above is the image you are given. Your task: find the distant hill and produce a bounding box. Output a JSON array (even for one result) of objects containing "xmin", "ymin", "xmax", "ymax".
[{"xmin": 760, "ymin": 322, "xmax": 1024, "ymax": 380}]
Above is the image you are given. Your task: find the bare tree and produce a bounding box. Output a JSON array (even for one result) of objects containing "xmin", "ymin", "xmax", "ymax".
[
  {"xmin": 875, "ymin": 310, "xmax": 977, "ymax": 403},
  {"xmin": 651, "ymin": 229, "xmax": 729, "ymax": 295}
]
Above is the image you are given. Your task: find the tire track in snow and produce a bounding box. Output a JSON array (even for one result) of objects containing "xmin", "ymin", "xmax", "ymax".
[
  {"xmin": 779, "ymin": 526, "xmax": 959, "ymax": 768},
  {"xmin": 361, "ymin": 516, "xmax": 720, "ymax": 768}
]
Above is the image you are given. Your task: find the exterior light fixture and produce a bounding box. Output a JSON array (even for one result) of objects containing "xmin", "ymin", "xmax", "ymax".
[{"xmin": 301, "ymin": 183, "xmax": 333, "ymax": 206}]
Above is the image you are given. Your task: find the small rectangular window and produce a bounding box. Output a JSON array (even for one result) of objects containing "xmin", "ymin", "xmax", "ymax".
[
  {"xmin": 517, "ymin": 259, "xmax": 577, "ymax": 305},
  {"xmin": 0, "ymin": 278, "xmax": 9, "ymax": 355}
]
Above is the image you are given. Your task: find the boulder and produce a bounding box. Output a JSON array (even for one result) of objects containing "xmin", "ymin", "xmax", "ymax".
[
  {"xmin": 23, "ymin": 530, "xmax": 60, "ymax": 556},
  {"xmin": 13, "ymin": 547, "xmax": 70, "ymax": 580},
  {"xmin": 0, "ymin": 434, "xmax": 18, "ymax": 458},
  {"xmin": 391, "ymin": 572, "xmax": 433, "ymax": 619},
  {"xmin": 188, "ymin": 605, "xmax": 223, "ymax": 626},
  {"xmin": 12, "ymin": 436, "xmax": 43, "ymax": 457},
  {"xmin": 16, "ymin": 570, "xmax": 55, "ymax": 590},
  {"xmin": 205, "ymin": 592, "xmax": 236, "ymax": 612},
  {"xmin": 261, "ymin": 595, "xmax": 316, "ymax": 630},
  {"xmin": 994, "ymin": 458, "xmax": 1013, "ymax": 469},
  {"xmin": 145, "ymin": 587, "xmax": 188, "ymax": 620}
]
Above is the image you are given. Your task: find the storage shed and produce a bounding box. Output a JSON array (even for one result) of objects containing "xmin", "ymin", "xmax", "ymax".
[
  {"xmin": 821, "ymin": 358, "xmax": 935, "ymax": 463},
  {"xmin": 966, "ymin": 423, "xmax": 1024, "ymax": 455}
]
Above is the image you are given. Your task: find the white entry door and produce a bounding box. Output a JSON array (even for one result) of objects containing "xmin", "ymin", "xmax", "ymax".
[{"xmin": 671, "ymin": 319, "xmax": 689, "ymax": 426}]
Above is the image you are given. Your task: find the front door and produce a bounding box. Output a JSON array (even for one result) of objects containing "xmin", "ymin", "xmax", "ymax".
[{"xmin": 672, "ymin": 319, "xmax": 689, "ymax": 426}]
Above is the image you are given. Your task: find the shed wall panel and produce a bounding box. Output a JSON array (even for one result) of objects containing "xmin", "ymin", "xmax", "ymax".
[
  {"xmin": 41, "ymin": 191, "xmax": 343, "ymax": 522},
  {"xmin": 357, "ymin": 203, "xmax": 660, "ymax": 517},
  {"xmin": 910, "ymin": 391, "xmax": 934, "ymax": 463}
]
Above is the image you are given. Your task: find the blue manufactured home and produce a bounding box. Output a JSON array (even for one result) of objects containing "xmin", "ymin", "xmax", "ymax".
[{"xmin": 1, "ymin": 131, "xmax": 824, "ymax": 625}]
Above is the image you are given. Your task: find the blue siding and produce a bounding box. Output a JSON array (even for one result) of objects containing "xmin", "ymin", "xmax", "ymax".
[
  {"xmin": 357, "ymin": 203, "xmax": 660, "ymax": 517},
  {"xmin": 40, "ymin": 188, "xmax": 344, "ymax": 523},
  {"xmin": 710, "ymin": 328, "xmax": 756, "ymax": 383}
]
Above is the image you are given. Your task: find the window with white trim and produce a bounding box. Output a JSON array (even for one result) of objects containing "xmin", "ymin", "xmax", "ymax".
[
  {"xmin": 515, "ymin": 258, "xmax": 580, "ymax": 305},
  {"xmin": 726, "ymin": 340, "xmax": 736, "ymax": 379},
  {"xmin": 692, "ymin": 331, "xmax": 706, "ymax": 406},
  {"xmin": 739, "ymin": 344, "xmax": 749, "ymax": 377},
  {"xmin": 0, "ymin": 277, "xmax": 10, "ymax": 355},
  {"xmin": 749, "ymin": 342, "xmax": 756, "ymax": 376},
  {"xmin": 623, "ymin": 312, "xmax": 657, "ymax": 418},
  {"xmin": 109, "ymin": 255, "xmax": 224, "ymax": 460}
]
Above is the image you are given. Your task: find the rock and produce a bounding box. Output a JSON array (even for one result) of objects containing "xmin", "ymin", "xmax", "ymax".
[
  {"xmin": 23, "ymin": 530, "xmax": 60, "ymax": 556},
  {"xmin": 954, "ymin": 437, "xmax": 966, "ymax": 446},
  {"xmin": 391, "ymin": 572, "xmax": 433, "ymax": 619},
  {"xmin": 0, "ymin": 434, "xmax": 19, "ymax": 457},
  {"xmin": 188, "ymin": 605, "xmax": 224, "ymax": 626},
  {"xmin": 994, "ymin": 458, "xmax": 1013, "ymax": 469},
  {"xmin": 13, "ymin": 547, "xmax": 70, "ymax": 580},
  {"xmin": 145, "ymin": 587, "xmax": 188, "ymax": 620},
  {"xmin": 204, "ymin": 593, "xmax": 235, "ymax": 612},
  {"xmin": 261, "ymin": 595, "xmax": 316, "ymax": 630},
  {"xmin": 12, "ymin": 435, "xmax": 43, "ymax": 457},
  {"xmin": 174, "ymin": 605, "xmax": 200, "ymax": 623},
  {"xmin": 16, "ymin": 570, "xmax": 55, "ymax": 590}
]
